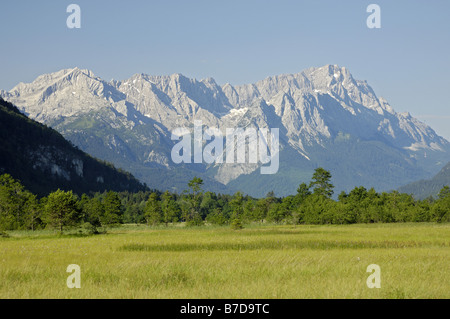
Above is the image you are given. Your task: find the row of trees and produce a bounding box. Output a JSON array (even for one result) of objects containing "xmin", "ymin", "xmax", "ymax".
[
  {"xmin": 0, "ymin": 173, "xmax": 126, "ymax": 233},
  {"xmin": 1, "ymin": 168, "xmax": 449, "ymax": 233}
]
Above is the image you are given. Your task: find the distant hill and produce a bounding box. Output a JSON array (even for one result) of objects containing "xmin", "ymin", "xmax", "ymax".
[
  {"xmin": 0, "ymin": 97, "xmax": 147, "ymax": 196},
  {"xmin": 398, "ymin": 162, "xmax": 450, "ymax": 199}
]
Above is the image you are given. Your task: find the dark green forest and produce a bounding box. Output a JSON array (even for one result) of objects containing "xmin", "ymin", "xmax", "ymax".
[{"xmin": 1, "ymin": 167, "xmax": 449, "ymax": 234}]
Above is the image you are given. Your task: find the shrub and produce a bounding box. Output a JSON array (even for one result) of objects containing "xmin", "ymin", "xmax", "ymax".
[{"xmin": 230, "ymin": 219, "xmax": 243, "ymax": 230}]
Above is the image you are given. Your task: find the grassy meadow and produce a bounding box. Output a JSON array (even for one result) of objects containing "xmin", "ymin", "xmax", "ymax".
[{"xmin": 0, "ymin": 223, "xmax": 449, "ymax": 299}]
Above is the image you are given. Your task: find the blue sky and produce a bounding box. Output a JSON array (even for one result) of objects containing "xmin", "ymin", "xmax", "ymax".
[{"xmin": 1, "ymin": 0, "xmax": 450, "ymax": 139}]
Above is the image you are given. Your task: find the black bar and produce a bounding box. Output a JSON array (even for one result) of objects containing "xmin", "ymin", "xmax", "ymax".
[{"xmin": 0, "ymin": 299, "xmax": 446, "ymax": 318}]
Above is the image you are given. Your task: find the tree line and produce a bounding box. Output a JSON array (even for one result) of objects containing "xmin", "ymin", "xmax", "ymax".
[{"xmin": 1, "ymin": 168, "xmax": 449, "ymax": 233}]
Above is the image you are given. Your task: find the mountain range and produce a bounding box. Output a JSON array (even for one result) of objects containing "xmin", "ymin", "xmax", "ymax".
[{"xmin": 2, "ymin": 65, "xmax": 449, "ymax": 197}]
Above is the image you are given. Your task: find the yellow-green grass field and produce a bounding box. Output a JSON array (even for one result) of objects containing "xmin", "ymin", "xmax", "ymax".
[{"xmin": 0, "ymin": 223, "xmax": 448, "ymax": 299}]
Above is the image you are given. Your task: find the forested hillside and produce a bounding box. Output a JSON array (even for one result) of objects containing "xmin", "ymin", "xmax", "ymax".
[
  {"xmin": 0, "ymin": 97, "xmax": 147, "ymax": 196},
  {"xmin": 398, "ymin": 162, "xmax": 450, "ymax": 199}
]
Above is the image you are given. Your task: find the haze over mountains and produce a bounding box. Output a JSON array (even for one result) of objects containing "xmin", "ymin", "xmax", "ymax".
[{"xmin": 2, "ymin": 65, "xmax": 449, "ymax": 197}]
